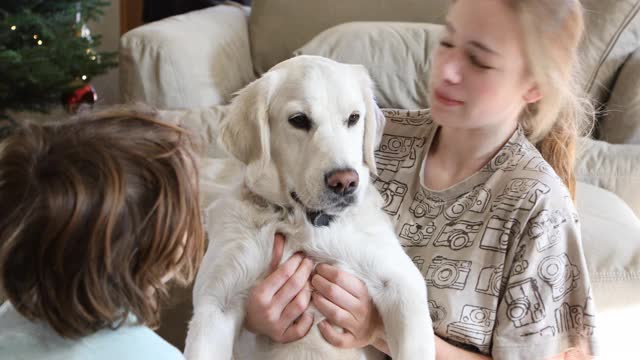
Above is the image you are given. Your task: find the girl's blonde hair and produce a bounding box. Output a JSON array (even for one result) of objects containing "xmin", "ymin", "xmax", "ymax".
[{"xmin": 509, "ymin": 0, "xmax": 595, "ymax": 199}]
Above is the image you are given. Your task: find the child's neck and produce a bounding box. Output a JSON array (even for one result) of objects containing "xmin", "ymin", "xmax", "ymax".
[{"xmin": 424, "ymin": 121, "xmax": 517, "ymax": 191}]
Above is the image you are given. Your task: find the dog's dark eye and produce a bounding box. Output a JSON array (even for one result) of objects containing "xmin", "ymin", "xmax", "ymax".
[
  {"xmin": 347, "ymin": 113, "xmax": 360, "ymax": 127},
  {"xmin": 288, "ymin": 113, "xmax": 312, "ymax": 131}
]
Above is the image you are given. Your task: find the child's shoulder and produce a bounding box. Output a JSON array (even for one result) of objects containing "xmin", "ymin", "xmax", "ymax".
[
  {"xmin": 0, "ymin": 303, "xmax": 183, "ymax": 360},
  {"xmin": 87, "ymin": 323, "xmax": 184, "ymax": 360}
]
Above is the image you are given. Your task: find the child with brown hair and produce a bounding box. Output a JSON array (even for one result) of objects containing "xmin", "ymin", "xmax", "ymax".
[{"xmin": 0, "ymin": 109, "xmax": 205, "ymax": 359}]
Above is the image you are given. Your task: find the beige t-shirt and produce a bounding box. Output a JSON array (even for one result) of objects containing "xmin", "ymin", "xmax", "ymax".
[{"xmin": 373, "ymin": 109, "xmax": 598, "ymax": 359}]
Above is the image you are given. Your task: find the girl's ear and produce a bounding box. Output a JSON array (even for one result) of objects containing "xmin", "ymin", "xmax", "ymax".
[{"xmin": 523, "ymin": 85, "xmax": 543, "ymax": 104}]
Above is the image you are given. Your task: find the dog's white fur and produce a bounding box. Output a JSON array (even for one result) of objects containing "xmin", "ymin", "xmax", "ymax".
[{"xmin": 184, "ymin": 55, "xmax": 434, "ymax": 360}]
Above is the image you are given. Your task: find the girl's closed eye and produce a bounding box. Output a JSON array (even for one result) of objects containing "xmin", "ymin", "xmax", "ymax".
[
  {"xmin": 440, "ymin": 40, "xmax": 454, "ymax": 48},
  {"xmin": 468, "ymin": 54, "xmax": 494, "ymax": 70}
]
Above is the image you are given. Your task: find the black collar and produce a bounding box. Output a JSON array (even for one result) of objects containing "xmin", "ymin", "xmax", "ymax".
[{"xmin": 306, "ymin": 210, "xmax": 335, "ymax": 227}]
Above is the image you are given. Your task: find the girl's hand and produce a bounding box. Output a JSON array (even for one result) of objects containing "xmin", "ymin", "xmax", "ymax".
[
  {"xmin": 311, "ymin": 264, "xmax": 383, "ymax": 348},
  {"xmin": 244, "ymin": 234, "xmax": 314, "ymax": 343}
]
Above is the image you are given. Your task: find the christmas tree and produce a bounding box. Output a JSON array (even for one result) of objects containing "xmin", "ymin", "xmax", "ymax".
[{"xmin": 0, "ymin": 0, "xmax": 118, "ymax": 123}]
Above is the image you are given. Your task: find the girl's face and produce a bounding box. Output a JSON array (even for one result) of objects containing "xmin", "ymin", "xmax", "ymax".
[{"xmin": 428, "ymin": 0, "xmax": 541, "ymax": 130}]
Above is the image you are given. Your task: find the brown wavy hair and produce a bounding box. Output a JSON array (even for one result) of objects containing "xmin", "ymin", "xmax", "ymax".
[{"xmin": 0, "ymin": 108, "xmax": 205, "ymax": 338}]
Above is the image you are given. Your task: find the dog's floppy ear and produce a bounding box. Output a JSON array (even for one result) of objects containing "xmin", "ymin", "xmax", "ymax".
[
  {"xmin": 219, "ymin": 72, "xmax": 279, "ymax": 166},
  {"xmin": 354, "ymin": 65, "xmax": 386, "ymax": 175}
]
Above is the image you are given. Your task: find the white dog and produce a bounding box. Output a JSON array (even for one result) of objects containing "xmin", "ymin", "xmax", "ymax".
[{"xmin": 184, "ymin": 55, "xmax": 434, "ymax": 360}]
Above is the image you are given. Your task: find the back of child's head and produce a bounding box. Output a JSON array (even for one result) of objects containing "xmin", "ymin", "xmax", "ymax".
[{"xmin": 0, "ymin": 108, "xmax": 205, "ymax": 338}]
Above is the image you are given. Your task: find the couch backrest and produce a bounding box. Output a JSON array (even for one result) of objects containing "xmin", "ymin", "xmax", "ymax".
[
  {"xmin": 248, "ymin": 0, "xmax": 449, "ymax": 74},
  {"xmin": 249, "ymin": 0, "xmax": 640, "ymax": 105}
]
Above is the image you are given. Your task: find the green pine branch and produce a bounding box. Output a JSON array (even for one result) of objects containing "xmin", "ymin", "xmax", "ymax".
[{"xmin": 0, "ymin": 0, "xmax": 117, "ymax": 114}]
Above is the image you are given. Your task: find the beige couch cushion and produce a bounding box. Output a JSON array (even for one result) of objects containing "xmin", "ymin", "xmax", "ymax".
[
  {"xmin": 577, "ymin": 182, "xmax": 640, "ymax": 279},
  {"xmin": 576, "ymin": 137, "xmax": 640, "ymax": 218},
  {"xmin": 248, "ymin": 0, "xmax": 449, "ymax": 74},
  {"xmin": 295, "ymin": 22, "xmax": 443, "ymax": 109},
  {"xmin": 580, "ymin": 0, "xmax": 640, "ymax": 104},
  {"xmin": 120, "ymin": 5, "xmax": 254, "ymax": 109},
  {"xmin": 249, "ymin": 0, "xmax": 640, "ymax": 105},
  {"xmin": 598, "ymin": 47, "xmax": 640, "ymax": 144}
]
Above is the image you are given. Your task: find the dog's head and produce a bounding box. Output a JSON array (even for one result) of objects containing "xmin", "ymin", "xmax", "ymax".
[{"xmin": 219, "ymin": 55, "xmax": 385, "ymax": 215}]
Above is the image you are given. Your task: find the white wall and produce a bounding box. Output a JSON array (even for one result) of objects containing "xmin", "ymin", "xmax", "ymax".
[{"xmin": 91, "ymin": 0, "xmax": 120, "ymax": 106}]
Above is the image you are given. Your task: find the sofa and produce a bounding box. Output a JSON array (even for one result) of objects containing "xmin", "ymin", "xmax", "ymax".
[{"xmin": 120, "ymin": 0, "xmax": 640, "ymax": 357}]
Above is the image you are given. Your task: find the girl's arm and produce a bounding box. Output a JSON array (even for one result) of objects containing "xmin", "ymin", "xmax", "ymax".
[{"xmin": 372, "ymin": 336, "xmax": 491, "ymax": 360}]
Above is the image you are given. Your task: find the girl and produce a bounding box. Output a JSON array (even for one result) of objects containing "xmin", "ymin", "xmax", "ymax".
[
  {"xmin": 0, "ymin": 109, "xmax": 206, "ymax": 359},
  {"xmin": 243, "ymin": 0, "xmax": 598, "ymax": 359}
]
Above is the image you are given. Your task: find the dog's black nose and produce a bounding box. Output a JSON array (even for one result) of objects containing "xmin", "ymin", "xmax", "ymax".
[{"xmin": 325, "ymin": 169, "xmax": 359, "ymax": 196}]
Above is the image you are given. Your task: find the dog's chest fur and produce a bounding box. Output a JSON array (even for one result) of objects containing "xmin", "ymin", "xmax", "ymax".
[{"xmin": 219, "ymin": 186, "xmax": 388, "ymax": 360}]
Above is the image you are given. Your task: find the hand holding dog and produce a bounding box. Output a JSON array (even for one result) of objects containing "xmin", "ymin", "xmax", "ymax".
[
  {"xmin": 244, "ymin": 234, "xmax": 315, "ymax": 343},
  {"xmin": 311, "ymin": 264, "xmax": 384, "ymax": 349}
]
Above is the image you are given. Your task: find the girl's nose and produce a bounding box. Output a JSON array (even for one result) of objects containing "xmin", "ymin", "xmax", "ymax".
[{"xmin": 442, "ymin": 54, "xmax": 463, "ymax": 85}]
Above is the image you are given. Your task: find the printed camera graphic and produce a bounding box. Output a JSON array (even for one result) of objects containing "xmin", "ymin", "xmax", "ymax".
[
  {"xmin": 555, "ymin": 302, "xmax": 595, "ymax": 336},
  {"xmin": 529, "ymin": 209, "xmax": 567, "ymax": 252},
  {"xmin": 447, "ymin": 305, "xmax": 496, "ymax": 353},
  {"xmin": 538, "ymin": 254, "xmax": 580, "ymax": 301},
  {"xmin": 479, "ymin": 216, "xmax": 521, "ymax": 253},
  {"xmin": 485, "ymin": 143, "xmax": 526, "ymax": 171},
  {"xmin": 425, "ymin": 256, "xmax": 471, "ymax": 290},
  {"xmin": 400, "ymin": 222, "xmax": 437, "ymax": 247},
  {"xmin": 373, "ymin": 178, "xmax": 408, "ymax": 216},
  {"xmin": 375, "ymin": 135, "xmax": 425, "ymax": 172},
  {"xmin": 433, "ymin": 220, "xmax": 483, "ymax": 251},
  {"xmin": 492, "ymin": 178, "xmax": 551, "ymax": 212},
  {"xmin": 429, "ymin": 299, "xmax": 447, "ymax": 329},
  {"xmin": 444, "ymin": 186, "xmax": 491, "ymax": 220},
  {"xmin": 412, "ymin": 255, "xmax": 426, "ymax": 271},
  {"xmin": 505, "ymin": 278, "xmax": 546, "ymax": 328},
  {"xmin": 476, "ymin": 264, "xmax": 504, "ymax": 297},
  {"xmin": 410, "ymin": 191, "xmax": 445, "ymax": 219}
]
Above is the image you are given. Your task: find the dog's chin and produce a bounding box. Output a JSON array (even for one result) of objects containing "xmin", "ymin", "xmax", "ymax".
[{"xmin": 290, "ymin": 191, "xmax": 358, "ymax": 215}]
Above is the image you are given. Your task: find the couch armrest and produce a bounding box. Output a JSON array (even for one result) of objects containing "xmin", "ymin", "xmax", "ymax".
[
  {"xmin": 576, "ymin": 137, "xmax": 640, "ymax": 218},
  {"xmin": 119, "ymin": 4, "xmax": 255, "ymax": 109},
  {"xmin": 157, "ymin": 105, "xmax": 229, "ymax": 158}
]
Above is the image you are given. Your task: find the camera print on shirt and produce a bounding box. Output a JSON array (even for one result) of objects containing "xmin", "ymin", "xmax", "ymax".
[
  {"xmin": 524, "ymin": 156, "xmax": 557, "ymax": 178},
  {"xmin": 512, "ymin": 242, "xmax": 530, "ymax": 276},
  {"xmin": 475, "ymin": 264, "xmax": 505, "ymax": 297},
  {"xmin": 373, "ymin": 177, "xmax": 409, "ymax": 216},
  {"xmin": 374, "ymin": 134, "xmax": 426, "ymax": 177},
  {"xmin": 447, "ymin": 305, "xmax": 497, "ymax": 353},
  {"xmin": 527, "ymin": 209, "xmax": 569, "ymax": 252},
  {"xmin": 491, "ymin": 178, "xmax": 551, "ymax": 213},
  {"xmin": 504, "ymin": 278, "xmax": 546, "ymax": 328},
  {"xmin": 400, "ymin": 222, "xmax": 437, "ymax": 247},
  {"xmin": 522, "ymin": 293, "xmax": 597, "ymax": 338},
  {"xmin": 444, "ymin": 186, "xmax": 492, "ymax": 221},
  {"xmin": 479, "ymin": 215, "xmax": 522, "ymax": 253},
  {"xmin": 412, "ymin": 255, "xmax": 427, "ymax": 271},
  {"xmin": 383, "ymin": 108, "xmax": 433, "ymax": 127},
  {"xmin": 410, "ymin": 189, "xmax": 446, "ymax": 219},
  {"xmin": 429, "ymin": 299, "xmax": 448, "ymax": 330},
  {"xmin": 482, "ymin": 142, "xmax": 527, "ymax": 172},
  {"xmin": 432, "ymin": 220, "xmax": 484, "ymax": 251},
  {"xmin": 425, "ymin": 256, "xmax": 472, "ymax": 290},
  {"xmin": 537, "ymin": 253, "xmax": 581, "ymax": 302}
]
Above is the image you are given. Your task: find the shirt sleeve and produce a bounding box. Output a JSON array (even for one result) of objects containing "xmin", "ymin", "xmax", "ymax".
[{"xmin": 491, "ymin": 192, "xmax": 599, "ymax": 360}]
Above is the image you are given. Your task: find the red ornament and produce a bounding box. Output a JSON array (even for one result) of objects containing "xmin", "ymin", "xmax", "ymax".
[{"xmin": 62, "ymin": 83, "xmax": 97, "ymax": 113}]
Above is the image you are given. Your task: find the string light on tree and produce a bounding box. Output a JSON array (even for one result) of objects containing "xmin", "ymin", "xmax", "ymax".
[{"xmin": 1, "ymin": 0, "xmax": 117, "ymax": 118}]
